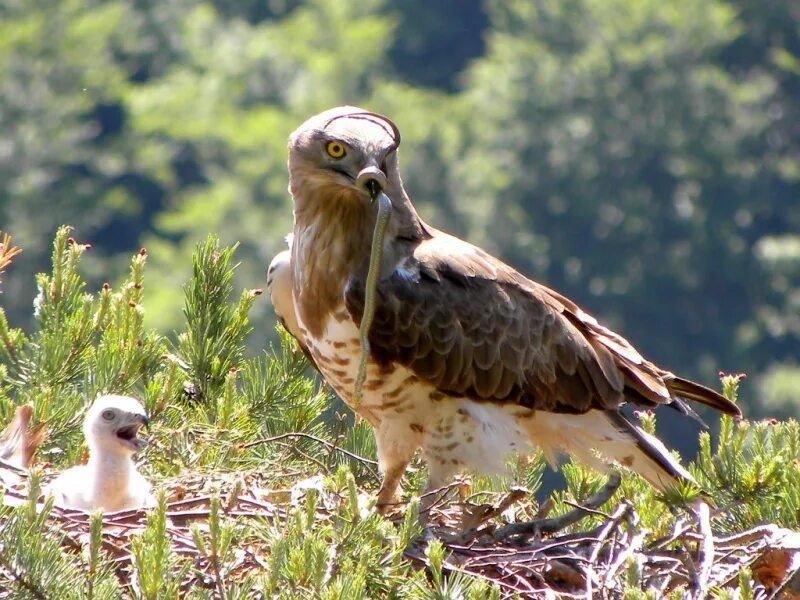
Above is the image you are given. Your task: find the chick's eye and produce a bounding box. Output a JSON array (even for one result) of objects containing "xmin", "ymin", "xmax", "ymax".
[
  {"xmin": 326, "ymin": 141, "xmax": 346, "ymax": 159},
  {"xmin": 101, "ymin": 409, "xmax": 115, "ymax": 421}
]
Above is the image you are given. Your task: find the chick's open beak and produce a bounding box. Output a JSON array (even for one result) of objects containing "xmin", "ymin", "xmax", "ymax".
[{"xmin": 115, "ymin": 413, "xmax": 150, "ymax": 451}]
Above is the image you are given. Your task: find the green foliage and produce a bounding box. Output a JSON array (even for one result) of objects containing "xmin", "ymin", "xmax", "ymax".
[
  {"xmin": 2, "ymin": 0, "xmax": 797, "ymax": 424},
  {"xmin": 695, "ymin": 375, "xmax": 800, "ymax": 532},
  {"xmin": 86, "ymin": 511, "xmax": 117, "ymax": 600},
  {"xmin": 190, "ymin": 495, "xmax": 246, "ymax": 598},
  {"xmin": 130, "ymin": 491, "xmax": 191, "ymax": 599},
  {"xmin": 0, "ymin": 481, "xmax": 121, "ymax": 599},
  {"xmin": 1, "ymin": 227, "xmax": 800, "ymax": 596},
  {"xmin": 0, "ymin": 227, "xmax": 166, "ymax": 465},
  {"xmin": 413, "ymin": 539, "xmax": 500, "ymax": 600},
  {"xmin": 20, "ymin": 227, "xmax": 96, "ymax": 387},
  {"xmin": 254, "ymin": 466, "xmax": 425, "ymax": 599},
  {"xmin": 86, "ymin": 244, "xmax": 163, "ymax": 398},
  {"xmin": 175, "ymin": 235, "xmax": 258, "ymax": 402}
]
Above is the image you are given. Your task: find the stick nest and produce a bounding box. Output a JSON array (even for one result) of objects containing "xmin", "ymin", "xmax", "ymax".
[{"xmin": 2, "ymin": 465, "xmax": 800, "ymax": 599}]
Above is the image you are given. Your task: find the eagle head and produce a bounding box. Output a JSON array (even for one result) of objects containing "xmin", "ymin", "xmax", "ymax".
[{"xmin": 287, "ymin": 106, "xmax": 403, "ymax": 208}]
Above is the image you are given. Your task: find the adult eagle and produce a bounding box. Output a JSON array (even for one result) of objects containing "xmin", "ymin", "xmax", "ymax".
[{"xmin": 268, "ymin": 106, "xmax": 740, "ymax": 509}]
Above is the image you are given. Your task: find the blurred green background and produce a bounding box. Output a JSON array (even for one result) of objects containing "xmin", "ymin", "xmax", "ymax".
[{"xmin": 1, "ymin": 0, "xmax": 798, "ymax": 419}]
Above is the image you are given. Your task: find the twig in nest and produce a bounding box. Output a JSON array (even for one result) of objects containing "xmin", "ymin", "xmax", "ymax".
[
  {"xmin": 417, "ymin": 480, "xmax": 472, "ymax": 513},
  {"xmin": 602, "ymin": 528, "xmax": 647, "ymax": 591},
  {"xmin": 493, "ymin": 471, "xmax": 621, "ymax": 542},
  {"xmin": 588, "ymin": 501, "xmax": 633, "ymax": 564},
  {"xmin": 716, "ymin": 524, "xmax": 782, "ymax": 547},
  {"xmin": 0, "ymin": 458, "xmax": 28, "ymax": 478},
  {"xmin": 452, "ymin": 488, "xmax": 528, "ymax": 542},
  {"xmin": 281, "ymin": 441, "xmax": 332, "ymax": 475},
  {"xmin": 647, "ymin": 515, "xmax": 689, "ymax": 551},
  {"xmin": 692, "ymin": 501, "xmax": 714, "ymax": 600},
  {"xmin": 647, "ymin": 500, "xmax": 739, "ymax": 552},
  {"xmin": 586, "ymin": 501, "xmax": 633, "ymax": 596},
  {"xmin": 241, "ymin": 432, "xmax": 379, "ymax": 478},
  {"xmin": 563, "ymin": 499, "xmax": 611, "ymax": 520}
]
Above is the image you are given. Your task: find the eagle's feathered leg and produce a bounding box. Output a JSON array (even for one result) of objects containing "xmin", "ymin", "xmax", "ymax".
[{"xmin": 374, "ymin": 420, "xmax": 420, "ymax": 514}]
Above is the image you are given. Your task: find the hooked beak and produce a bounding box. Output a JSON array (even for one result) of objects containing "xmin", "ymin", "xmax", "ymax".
[{"xmin": 355, "ymin": 165, "xmax": 387, "ymax": 201}]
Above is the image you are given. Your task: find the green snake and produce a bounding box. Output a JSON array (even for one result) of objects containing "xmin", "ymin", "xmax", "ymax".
[{"xmin": 352, "ymin": 191, "xmax": 392, "ymax": 408}]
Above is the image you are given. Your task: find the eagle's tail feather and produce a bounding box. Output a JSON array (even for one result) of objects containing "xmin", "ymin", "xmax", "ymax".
[
  {"xmin": 668, "ymin": 377, "xmax": 741, "ymax": 418},
  {"xmin": 601, "ymin": 411, "xmax": 694, "ymax": 491}
]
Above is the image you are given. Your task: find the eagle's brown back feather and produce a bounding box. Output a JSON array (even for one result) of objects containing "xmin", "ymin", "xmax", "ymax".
[{"xmin": 345, "ymin": 229, "xmax": 741, "ymax": 419}]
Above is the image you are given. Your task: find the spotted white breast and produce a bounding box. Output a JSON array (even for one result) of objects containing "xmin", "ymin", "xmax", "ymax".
[{"xmin": 301, "ymin": 306, "xmax": 534, "ymax": 490}]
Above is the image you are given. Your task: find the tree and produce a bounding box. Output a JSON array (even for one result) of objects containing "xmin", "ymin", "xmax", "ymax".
[
  {"xmin": 1, "ymin": 229, "xmax": 799, "ymax": 597},
  {"xmin": 1, "ymin": 0, "xmax": 797, "ymax": 419},
  {"xmin": 452, "ymin": 0, "xmax": 800, "ymax": 408}
]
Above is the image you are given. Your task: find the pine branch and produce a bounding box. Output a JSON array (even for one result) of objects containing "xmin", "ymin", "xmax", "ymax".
[
  {"xmin": 174, "ymin": 235, "xmax": 261, "ymax": 403},
  {"xmin": 0, "ymin": 231, "xmax": 22, "ymax": 301},
  {"xmin": 0, "ymin": 550, "xmax": 51, "ymax": 600}
]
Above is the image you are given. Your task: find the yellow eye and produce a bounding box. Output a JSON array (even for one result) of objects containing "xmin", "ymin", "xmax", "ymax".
[{"xmin": 326, "ymin": 141, "xmax": 346, "ymax": 159}]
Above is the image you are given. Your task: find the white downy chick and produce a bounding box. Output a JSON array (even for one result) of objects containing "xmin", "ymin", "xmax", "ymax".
[{"xmin": 47, "ymin": 395, "xmax": 155, "ymax": 512}]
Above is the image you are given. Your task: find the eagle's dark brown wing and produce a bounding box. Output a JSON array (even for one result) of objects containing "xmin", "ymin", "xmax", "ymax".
[{"xmin": 345, "ymin": 231, "xmax": 740, "ymax": 418}]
